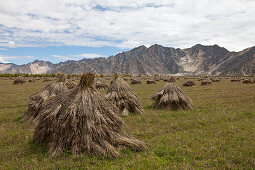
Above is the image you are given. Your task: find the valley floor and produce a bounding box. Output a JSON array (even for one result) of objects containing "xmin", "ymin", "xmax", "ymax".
[{"xmin": 0, "ymin": 78, "xmax": 255, "ymax": 169}]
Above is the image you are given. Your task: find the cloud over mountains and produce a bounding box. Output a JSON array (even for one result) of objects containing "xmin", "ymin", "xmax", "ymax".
[{"xmin": 0, "ymin": 0, "xmax": 255, "ymax": 51}]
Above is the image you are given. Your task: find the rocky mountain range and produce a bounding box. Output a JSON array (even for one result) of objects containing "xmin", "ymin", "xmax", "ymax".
[{"xmin": 1, "ymin": 44, "xmax": 255, "ymax": 76}]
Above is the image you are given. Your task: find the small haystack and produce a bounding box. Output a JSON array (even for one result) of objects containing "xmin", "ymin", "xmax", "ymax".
[
  {"xmin": 231, "ymin": 79, "xmax": 241, "ymax": 82},
  {"xmin": 243, "ymin": 79, "xmax": 253, "ymax": 84},
  {"xmin": 146, "ymin": 79, "xmax": 156, "ymax": 84},
  {"xmin": 33, "ymin": 73, "xmax": 144, "ymax": 157},
  {"xmin": 13, "ymin": 77, "xmax": 26, "ymax": 85},
  {"xmin": 201, "ymin": 78, "xmax": 213, "ymax": 86},
  {"xmin": 183, "ymin": 80, "xmax": 196, "ymax": 87},
  {"xmin": 106, "ymin": 73, "xmax": 145, "ymax": 116},
  {"xmin": 168, "ymin": 77, "xmax": 176, "ymax": 83},
  {"xmin": 131, "ymin": 79, "xmax": 142, "ymax": 84},
  {"xmin": 152, "ymin": 81, "xmax": 193, "ymax": 110},
  {"xmin": 94, "ymin": 78, "xmax": 109, "ymax": 89},
  {"xmin": 24, "ymin": 73, "xmax": 69, "ymax": 123},
  {"xmin": 210, "ymin": 77, "xmax": 220, "ymax": 82},
  {"xmin": 28, "ymin": 79, "xmax": 36, "ymax": 82},
  {"xmin": 65, "ymin": 74, "xmax": 77, "ymax": 89}
]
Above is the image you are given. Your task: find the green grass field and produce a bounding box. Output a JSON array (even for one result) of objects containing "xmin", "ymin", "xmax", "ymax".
[{"xmin": 0, "ymin": 78, "xmax": 255, "ymax": 169}]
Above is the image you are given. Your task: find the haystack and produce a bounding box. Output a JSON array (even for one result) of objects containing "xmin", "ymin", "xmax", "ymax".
[
  {"xmin": 106, "ymin": 73, "xmax": 145, "ymax": 116},
  {"xmin": 24, "ymin": 73, "xmax": 69, "ymax": 123},
  {"xmin": 210, "ymin": 77, "xmax": 220, "ymax": 82},
  {"xmin": 243, "ymin": 79, "xmax": 253, "ymax": 84},
  {"xmin": 13, "ymin": 77, "xmax": 26, "ymax": 85},
  {"xmin": 152, "ymin": 81, "xmax": 193, "ymax": 110},
  {"xmin": 65, "ymin": 74, "xmax": 77, "ymax": 89},
  {"xmin": 168, "ymin": 77, "xmax": 176, "ymax": 83},
  {"xmin": 28, "ymin": 79, "xmax": 36, "ymax": 82},
  {"xmin": 183, "ymin": 80, "xmax": 196, "ymax": 87},
  {"xmin": 131, "ymin": 79, "xmax": 142, "ymax": 84},
  {"xmin": 94, "ymin": 78, "xmax": 109, "ymax": 89},
  {"xmin": 146, "ymin": 79, "xmax": 156, "ymax": 84},
  {"xmin": 201, "ymin": 78, "xmax": 212, "ymax": 86},
  {"xmin": 231, "ymin": 79, "xmax": 241, "ymax": 82},
  {"xmin": 33, "ymin": 73, "xmax": 144, "ymax": 157}
]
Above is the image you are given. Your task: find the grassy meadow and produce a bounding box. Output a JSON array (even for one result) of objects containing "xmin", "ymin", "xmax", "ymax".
[{"xmin": 0, "ymin": 77, "xmax": 255, "ymax": 169}]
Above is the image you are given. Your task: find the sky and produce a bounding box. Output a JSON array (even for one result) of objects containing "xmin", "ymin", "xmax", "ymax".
[{"xmin": 0, "ymin": 0, "xmax": 255, "ymax": 64}]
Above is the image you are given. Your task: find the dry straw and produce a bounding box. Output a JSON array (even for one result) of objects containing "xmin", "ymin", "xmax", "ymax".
[
  {"xmin": 106, "ymin": 73, "xmax": 145, "ymax": 116},
  {"xmin": 152, "ymin": 81, "xmax": 193, "ymax": 110},
  {"xmin": 24, "ymin": 73, "xmax": 69, "ymax": 123},
  {"xmin": 33, "ymin": 73, "xmax": 144, "ymax": 157}
]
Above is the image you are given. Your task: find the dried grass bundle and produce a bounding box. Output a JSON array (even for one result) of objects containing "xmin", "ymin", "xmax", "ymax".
[
  {"xmin": 94, "ymin": 78, "xmax": 109, "ymax": 89},
  {"xmin": 24, "ymin": 73, "xmax": 69, "ymax": 123},
  {"xmin": 152, "ymin": 82, "xmax": 193, "ymax": 110},
  {"xmin": 106, "ymin": 73, "xmax": 145, "ymax": 116},
  {"xmin": 201, "ymin": 78, "xmax": 213, "ymax": 86},
  {"xmin": 33, "ymin": 73, "xmax": 144, "ymax": 157},
  {"xmin": 13, "ymin": 77, "xmax": 26, "ymax": 85},
  {"xmin": 243, "ymin": 79, "xmax": 253, "ymax": 84},
  {"xmin": 131, "ymin": 79, "xmax": 142, "ymax": 84},
  {"xmin": 146, "ymin": 79, "xmax": 156, "ymax": 84},
  {"xmin": 183, "ymin": 80, "xmax": 196, "ymax": 87}
]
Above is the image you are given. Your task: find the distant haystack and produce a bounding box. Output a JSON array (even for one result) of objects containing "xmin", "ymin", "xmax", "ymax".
[
  {"xmin": 210, "ymin": 77, "xmax": 220, "ymax": 82},
  {"xmin": 168, "ymin": 77, "xmax": 176, "ymax": 83},
  {"xmin": 243, "ymin": 79, "xmax": 253, "ymax": 84},
  {"xmin": 33, "ymin": 73, "xmax": 144, "ymax": 157},
  {"xmin": 131, "ymin": 79, "xmax": 142, "ymax": 84},
  {"xmin": 146, "ymin": 79, "xmax": 156, "ymax": 84},
  {"xmin": 152, "ymin": 82, "xmax": 193, "ymax": 110},
  {"xmin": 106, "ymin": 73, "xmax": 145, "ymax": 116},
  {"xmin": 231, "ymin": 79, "xmax": 241, "ymax": 82},
  {"xmin": 201, "ymin": 78, "xmax": 213, "ymax": 86},
  {"xmin": 183, "ymin": 80, "xmax": 196, "ymax": 87},
  {"xmin": 13, "ymin": 77, "xmax": 26, "ymax": 85},
  {"xmin": 24, "ymin": 73, "xmax": 69, "ymax": 123},
  {"xmin": 94, "ymin": 78, "xmax": 109, "ymax": 89},
  {"xmin": 65, "ymin": 74, "xmax": 77, "ymax": 89},
  {"xmin": 28, "ymin": 79, "xmax": 36, "ymax": 82}
]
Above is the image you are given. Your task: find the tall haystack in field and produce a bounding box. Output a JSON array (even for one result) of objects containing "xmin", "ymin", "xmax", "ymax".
[
  {"xmin": 201, "ymin": 78, "xmax": 213, "ymax": 86},
  {"xmin": 13, "ymin": 77, "xmax": 26, "ymax": 85},
  {"xmin": 106, "ymin": 73, "xmax": 145, "ymax": 116},
  {"xmin": 152, "ymin": 81, "xmax": 193, "ymax": 110},
  {"xmin": 94, "ymin": 78, "xmax": 109, "ymax": 89},
  {"xmin": 33, "ymin": 73, "xmax": 144, "ymax": 157},
  {"xmin": 24, "ymin": 73, "xmax": 69, "ymax": 123}
]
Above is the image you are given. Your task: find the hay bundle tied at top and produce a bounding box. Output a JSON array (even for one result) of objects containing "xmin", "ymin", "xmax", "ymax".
[
  {"xmin": 152, "ymin": 81, "xmax": 193, "ymax": 110},
  {"xmin": 33, "ymin": 73, "xmax": 144, "ymax": 157},
  {"xmin": 106, "ymin": 73, "xmax": 145, "ymax": 116},
  {"xmin": 24, "ymin": 73, "xmax": 69, "ymax": 123}
]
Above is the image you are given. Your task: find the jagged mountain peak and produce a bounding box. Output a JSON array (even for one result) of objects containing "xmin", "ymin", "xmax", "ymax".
[{"xmin": 0, "ymin": 44, "xmax": 255, "ymax": 75}]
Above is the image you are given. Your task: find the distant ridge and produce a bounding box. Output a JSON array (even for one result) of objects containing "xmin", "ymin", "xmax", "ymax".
[{"xmin": 1, "ymin": 44, "xmax": 255, "ymax": 76}]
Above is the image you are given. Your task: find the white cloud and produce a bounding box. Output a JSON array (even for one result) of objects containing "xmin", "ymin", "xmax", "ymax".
[
  {"xmin": 0, "ymin": 0, "xmax": 255, "ymax": 51},
  {"xmin": 52, "ymin": 53, "xmax": 103, "ymax": 60},
  {"xmin": 0, "ymin": 55, "xmax": 34, "ymax": 63},
  {"xmin": 0, "ymin": 48, "xmax": 7, "ymax": 50}
]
